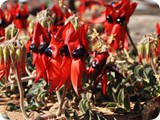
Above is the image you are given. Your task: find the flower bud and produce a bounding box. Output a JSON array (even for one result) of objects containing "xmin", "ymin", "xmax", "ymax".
[
  {"xmin": 137, "ymin": 42, "xmax": 144, "ymax": 62},
  {"xmin": 28, "ymin": 20, "xmax": 35, "ymax": 33},
  {"xmin": 5, "ymin": 24, "xmax": 18, "ymax": 40},
  {"xmin": 3, "ymin": 46, "xmax": 10, "ymax": 63},
  {"xmin": 21, "ymin": 45, "xmax": 26, "ymax": 55},
  {"xmin": 0, "ymin": 46, "xmax": 3, "ymax": 64},
  {"xmin": 16, "ymin": 48, "xmax": 22, "ymax": 62},
  {"xmin": 145, "ymin": 41, "xmax": 150, "ymax": 63},
  {"xmin": 9, "ymin": 44, "xmax": 16, "ymax": 64},
  {"xmin": 40, "ymin": 17, "xmax": 54, "ymax": 28},
  {"xmin": 65, "ymin": 15, "xmax": 79, "ymax": 30},
  {"xmin": 11, "ymin": 24, "xmax": 18, "ymax": 39},
  {"xmin": 19, "ymin": 35, "xmax": 30, "ymax": 45}
]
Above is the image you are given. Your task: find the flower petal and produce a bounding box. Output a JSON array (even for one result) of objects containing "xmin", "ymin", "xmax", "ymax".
[{"xmin": 71, "ymin": 59, "xmax": 82, "ymax": 95}]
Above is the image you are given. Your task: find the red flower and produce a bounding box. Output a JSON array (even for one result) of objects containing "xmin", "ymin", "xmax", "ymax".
[
  {"xmin": 87, "ymin": 0, "xmax": 137, "ymax": 52},
  {"xmin": 51, "ymin": 4, "xmax": 71, "ymax": 26},
  {"xmin": 105, "ymin": 0, "xmax": 137, "ymax": 51},
  {"xmin": 29, "ymin": 23, "xmax": 51, "ymax": 82},
  {"xmin": 78, "ymin": 0, "xmax": 106, "ymax": 17},
  {"xmin": 28, "ymin": 22, "xmax": 65, "ymax": 91},
  {"xmin": 11, "ymin": 3, "xmax": 29, "ymax": 30},
  {"xmin": 67, "ymin": 23, "xmax": 88, "ymax": 94},
  {"xmin": 0, "ymin": 27, "xmax": 4, "ymax": 40},
  {"xmin": 0, "ymin": 61, "xmax": 5, "ymax": 80},
  {"xmin": 88, "ymin": 51, "xmax": 109, "ymax": 95},
  {"xmin": 156, "ymin": 23, "xmax": 160, "ymax": 55},
  {"xmin": 55, "ymin": 22, "xmax": 88, "ymax": 94},
  {"xmin": 0, "ymin": 9, "xmax": 6, "ymax": 40},
  {"xmin": 49, "ymin": 22, "xmax": 89, "ymax": 94},
  {"xmin": 29, "ymin": 22, "xmax": 89, "ymax": 95},
  {"xmin": 4, "ymin": 5, "xmax": 13, "ymax": 25}
]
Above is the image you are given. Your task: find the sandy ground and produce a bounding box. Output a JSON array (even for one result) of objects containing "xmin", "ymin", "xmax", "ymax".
[{"xmin": 128, "ymin": 14, "xmax": 160, "ymax": 44}]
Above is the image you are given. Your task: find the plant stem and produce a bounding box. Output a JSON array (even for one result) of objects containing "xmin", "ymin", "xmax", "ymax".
[
  {"xmin": 56, "ymin": 80, "xmax": 68, "ymax": 116},
  {"xmin": 125, "ymin": 24, "xmax": 138, "ymax": 55},
  {"xmin": 25, "ymin": 65, "xmax": 32, "ymax": 76},
  {"xmin": 25, "ymin": 65, "xmax": 34, "ymax": 85},
  {"xmin": 21, "ymin": 75, "xmax": 36, "ymax": 82},
  {"xmin": 15, "ymin": 68, "xmax": 29, "ymax": 120},
  {"xmin": 150, "ymin": 58, "xmax": 157, "ymax": 75},
  {"xmin": 40, "ymin": 113, "xmax": 56, "ymax": 119},
  {"xmin": 56, "ymin": 90, "xmax": 61, "ymax": 105}
]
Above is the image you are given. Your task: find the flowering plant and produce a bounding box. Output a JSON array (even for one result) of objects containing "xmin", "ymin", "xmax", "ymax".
[{"xmin": 0, "ymin": 0, "xmax": 160, "ymax": 120}]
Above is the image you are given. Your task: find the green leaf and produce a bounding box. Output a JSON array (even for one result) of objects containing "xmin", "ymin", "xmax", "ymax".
[
  {"xmin": 134, "ymin": 99, "xmax": 141, "ymax": 113},
  {"xmin": 85, "ymin": 100, "xmax": 91, "ymax": 110},
  {"xmin": 79, "ymin": 98, "xmax": 91, "ymax": 113},
  {"xmin": 112, "ymin": 93, "xmax": 117, "ymax": 103},
  {"xmin": 26, "ymin": 105, "xmax": 37, "ymax": 111},
  {"xmin": 134, "ymin": 65, "xmax": 143, "ymax": 78},
  {"xmin": 115, "ymin": 107, "xmax": 127, "ymax": 114},
  {"xmin": 65, "ymin": 109, "xmax": 71, "ymax": 120},
  {"xmin": 37, "ymin": 90, "xmax": 47, "ymax": 104},
  {"xmin": 105, "ymin": 102, "xmax": 117, "ymax": 108},
  {"xmin": 124, "ymin": 95, "xmax": 130, "ymax": 110},
  {"xmin": 144, "ymin": 67, "xmax": 152, "ymax": 75},
  {"xmin": 117, "ymin": 89, "xmax": 124, "ymax": 105},
  {"xmin": 143, "ymin": 70, "xmax": 150, "ymax": 83},
  {"xmin": 79, "ymin": 99, "xmax": 85, "ymax": 113}
]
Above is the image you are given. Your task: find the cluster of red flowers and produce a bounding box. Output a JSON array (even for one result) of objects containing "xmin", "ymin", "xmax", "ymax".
[
  {"xmin": 0, "ymin": 2, "xmax": 29, "ymax": 42},
  {"xmin": 0, "ymin": 0, "xmax": 141, "ymax": 95},
  {"xmin": 0, "ymin": 2, "xmax": 29, "ymax": 31},
  {"xmin": 79, "ymin": 0, "xmax": 137, "ymax": 52},
  {"xmin": 28, "ymin": 21, "xmax": 88, "ymax": 94}
]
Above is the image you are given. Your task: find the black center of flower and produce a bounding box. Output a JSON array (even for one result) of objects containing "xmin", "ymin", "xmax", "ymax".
[
  {"xmin": 91, "ymin": 60, "xmax": 99, "ymax": 69},
  {"xmin": 158, "ymin": 34, "xmax": 160, "ymax": 40},
  {"xmin": 38, "ymin": 43, "xmax": 48, "ymax": 54},
  {"xmin": 15, "ymin": 13, "xmax": 21, "ymax": 19},
  {"xmin": 30, "ymin": 43, "xmax": 38, "ymax": 53},
  {"xmin": 60, "ymin": 44, "xmax": 70, "ymax": 57},
  {"xmin": 45, "ymin": 47, "xmax": 52, "ymax": 57},
  {"xmin": 91, "ymin": 58, "xmax": 106, "ymax": 70},
  {"xmin": 23, "ymin": 14, "xmax": 29, "ymax": 19},
  {"xmin": 0, "ymin": 19, "xmax": 5, "ymax": 27},
  {"xmin": 72, "ymin": 46, "xmax": 88, "ymax": 59},
  {"xmin": 47, "ymin": 31, "xmax": 52, "ymax": 40},
  {"xmin": 106, "ymin": 15, "xmax": 113, "ymax": 24},
  {"xmin": 110, "ymin": 2, "xmax": 116, "ymax": 6},
  {"xmin": 116, "ymin": 16, "xmax": 125, "ymax": 25}
]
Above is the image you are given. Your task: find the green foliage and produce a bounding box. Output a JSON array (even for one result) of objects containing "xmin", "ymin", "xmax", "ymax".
[
  {"xmin": 79, "ymin": 97, "xmax": 91, "ymax": 113},
  {"xmin": 64, "ymin": 109, "xmax": 108, "ymax": 120},
  {"xmin": 26, "ymin": 80, "xmax": 47, "ymax": 111},
  {"xmin": 103, "ymin": 52, "xmax": 160, "ymax": 115}
]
